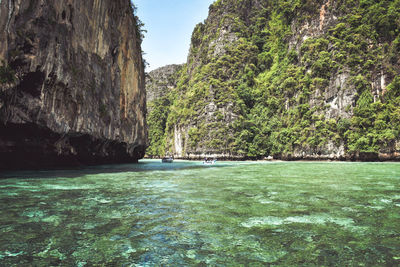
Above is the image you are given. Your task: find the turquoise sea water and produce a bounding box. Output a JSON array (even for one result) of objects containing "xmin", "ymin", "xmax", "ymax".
[{"xmin": 0, "ymin": 160, "xmax": 399, "ymax": 266}]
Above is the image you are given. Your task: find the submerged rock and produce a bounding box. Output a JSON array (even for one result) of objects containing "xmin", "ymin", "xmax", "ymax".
[{"xmin": 0, "ymin": 0, "xmax": 147, "ymax": 169}]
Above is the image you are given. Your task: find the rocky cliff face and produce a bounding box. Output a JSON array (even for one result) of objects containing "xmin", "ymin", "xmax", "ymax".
[
  {"xmin": 0, "ymin": 0, "xmax": 147, "ymax": 169},
  {"xmin": 146, "ymin": 64, "xmax": 183, "ymax": 108},
  {"xmin": 147, "ymin": 0, "xmax": 400, "ymax": 161},
  {"xmin": 145, "ymin": 64, "xmax": 183, "ymax": 157}
]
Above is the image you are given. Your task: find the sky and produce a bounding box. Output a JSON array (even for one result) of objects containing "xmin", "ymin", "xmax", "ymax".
[{"xmin": 133, "ymin": 0, "xmax": 215, "ymax": 71}]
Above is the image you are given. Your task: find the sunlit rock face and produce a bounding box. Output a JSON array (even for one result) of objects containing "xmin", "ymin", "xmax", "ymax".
[
  {"xmin": 146, "ymin": 64, "xmax": 183, "ymax": 110},
  {"xmin": 0, "ymin": 0, "xmax": 147, "ymax": 169},
  {"xmin": 153, "ymin": 0, "xmax": 399, "ymax": 161}
]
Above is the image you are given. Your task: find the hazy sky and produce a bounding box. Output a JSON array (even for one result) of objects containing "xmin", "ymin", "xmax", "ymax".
[{"xmin": 133, "ymin": 0, "xmax": 215, "ymax": 71}]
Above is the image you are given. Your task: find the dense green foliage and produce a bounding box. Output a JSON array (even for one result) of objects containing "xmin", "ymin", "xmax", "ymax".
[
  {"xmin": 0, "ymin": 61, "xmax": 15, "ymax": 84},
  {"xmin": 147, "ymin": 0, "xmax": 400, "ymax": 159},
  {"xmin": 146, "ymin": 96, "xmax": 171, "ymax": 157}
]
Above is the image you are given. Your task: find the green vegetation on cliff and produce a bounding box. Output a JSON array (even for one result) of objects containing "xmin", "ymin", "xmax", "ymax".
[
  {"xmin": 147, "ymin": 96, "xmax": 170, "ymax": 156},
  {"xmin": 147, "ymin": 0, "xmax": 400, "ymax": 159},
  {"xmin": 0, "ymin": 62, "xmax": 15, "ymax": 84}
]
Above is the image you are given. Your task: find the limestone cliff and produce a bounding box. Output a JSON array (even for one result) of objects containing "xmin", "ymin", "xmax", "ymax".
[
  {"xmin": 145, "ymin": 64, "xmax": 183, "ymax": 157},
  {"xmin": 148, "ymin": 0, "xmax": 400, "ymax": 161},
  {"xmin": 0, "ymin": 0, "xmax": 147, "ymax": 169},
  {"xmin": 146, "ymin": 64, "xmax": 183, "ymax": 109}
]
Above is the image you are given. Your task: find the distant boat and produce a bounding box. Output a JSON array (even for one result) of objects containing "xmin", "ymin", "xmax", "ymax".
[
  {"xmin": 203, "ymin": 159, "xmax": 217, "ymax": 165},
  {"xmin": 161, "ymin": 157, "xmax": 173, "ymax": 163}
]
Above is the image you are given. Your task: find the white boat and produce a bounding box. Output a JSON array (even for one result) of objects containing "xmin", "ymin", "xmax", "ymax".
[
  {"xmin": 161, "ymin": 157, "xmax": 173, "ymax": 163},
  {"xmin": 203, "ymin": 159, "xmax": 217, "ymax": 165}
]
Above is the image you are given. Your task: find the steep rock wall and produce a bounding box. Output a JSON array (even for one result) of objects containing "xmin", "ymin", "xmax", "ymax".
[
  {"xmin": 152, "ymin": 0, "xmax": 400, "ymax": 161},
  {"xmin": 0, "ymin": 0, "xmax": 147, "ymax": 169},
  {"xmin": 145, "ymin": 64, "xmax": 183, "ymax": 157},
  {"xmin": 146, "ymin": 64, "xmax": 183, "ymax": 108}
]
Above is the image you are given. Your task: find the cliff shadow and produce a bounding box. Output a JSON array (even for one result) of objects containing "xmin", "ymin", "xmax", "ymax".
[{"xmin": 0, "ymin": 159, "xmax": 228, "ymax": 179}]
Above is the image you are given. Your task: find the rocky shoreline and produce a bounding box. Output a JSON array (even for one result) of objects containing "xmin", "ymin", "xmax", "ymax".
[{"xmin": 145, "ymin": 152, "xmax": 400, "ymax": 162}]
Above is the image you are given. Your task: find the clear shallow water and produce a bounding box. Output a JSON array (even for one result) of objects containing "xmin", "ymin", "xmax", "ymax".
[{"xmin": 0, "ymin": 160, "xmax": 399, "ymax": 266}]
